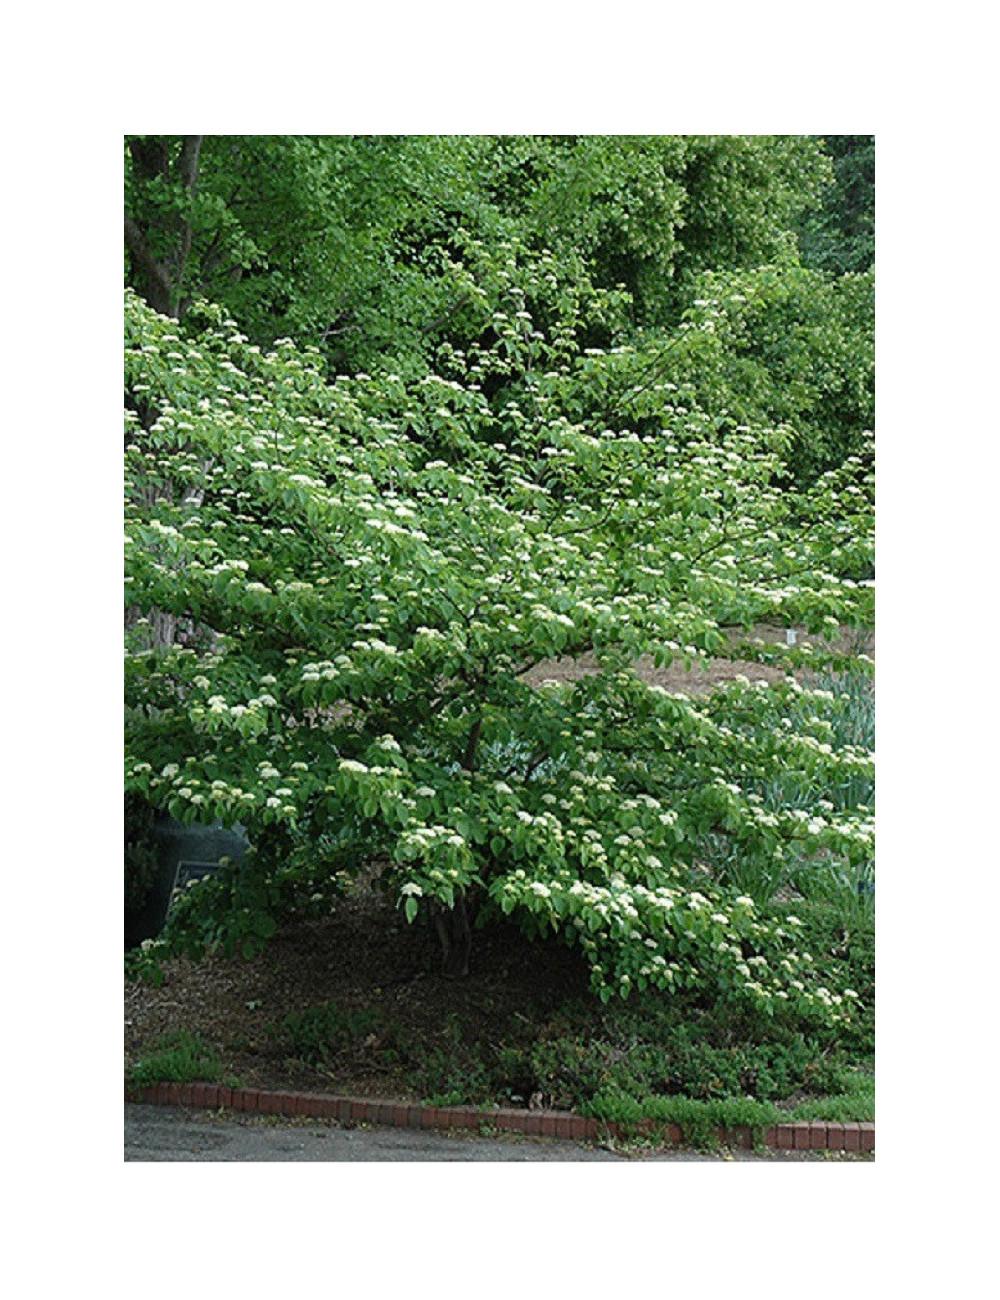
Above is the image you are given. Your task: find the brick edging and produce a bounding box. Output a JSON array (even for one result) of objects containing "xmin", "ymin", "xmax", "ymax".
[{"xmin": 125, "ymin": 1082, "xmax": 874, "ymax": 1153}]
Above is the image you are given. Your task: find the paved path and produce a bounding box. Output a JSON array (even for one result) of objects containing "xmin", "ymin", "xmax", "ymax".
[{"xmin": 124, "ymin": 1104, "xmax": 835, "ymax": 1161}]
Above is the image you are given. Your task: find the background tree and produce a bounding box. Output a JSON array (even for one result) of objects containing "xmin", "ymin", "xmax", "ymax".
[
  {"xmin": 126, "ymin": 136, "xmax": 869, "ymax": 483},
  {"xmin": 124, "ymin": 136, "xmax": 205, "ymax": 318},
  {"xmin": 797, "ymin": 135, "xmax": 875, "ymax": 276},
  {"xmin": 125, "ymin": 135, "xmax": 834, "ymax": 360}
]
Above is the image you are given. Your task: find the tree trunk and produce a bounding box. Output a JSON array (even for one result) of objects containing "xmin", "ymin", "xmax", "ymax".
[
  {"xmin": 429, "ymin": 714, "xmax": 483, "ymax": 977},
  {"xmin": 125, "ymin": 135, "xmax": 204, "ymax": 319},
  {"xmin": 432, "ymin": 895, "xmax": 472, "ymax": 979},
  {"xmin": 125, "ymin": 136, "xmax": 208, "ymax": 654}
]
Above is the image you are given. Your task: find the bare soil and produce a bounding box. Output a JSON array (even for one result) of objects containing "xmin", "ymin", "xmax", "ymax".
[
  {"xmin": 523, "ymin": 622, "xmax": 871, "ymax": 693},
  {"xmin": 125, "ymin": 885, "xmax": 594, "ymax": 1099}
]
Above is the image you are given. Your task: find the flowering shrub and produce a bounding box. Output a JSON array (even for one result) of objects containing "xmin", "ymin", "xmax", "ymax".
[{"xmin": 125, "ymin": 264, "xmax": 873, "ymax": 1027}]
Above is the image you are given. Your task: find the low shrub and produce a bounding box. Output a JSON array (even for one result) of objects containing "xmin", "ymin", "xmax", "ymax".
[
  {"xmin": 128, "ymin": 1031, "xmax": 227, "ymax": 1089},
  {"xmin": 272, "ymin": 1002, "xmax": 382, "ymax": 1069}
]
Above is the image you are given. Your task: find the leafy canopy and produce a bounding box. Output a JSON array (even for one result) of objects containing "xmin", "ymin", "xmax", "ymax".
[{"xmin": 125, "ymin": 243, "xmax": 873, "ymax": 1028}]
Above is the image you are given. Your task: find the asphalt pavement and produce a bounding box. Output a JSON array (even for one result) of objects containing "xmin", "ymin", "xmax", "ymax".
[{"xmin": 124, "ymin": 1103, "xmax": 838, "ymax": 1161}]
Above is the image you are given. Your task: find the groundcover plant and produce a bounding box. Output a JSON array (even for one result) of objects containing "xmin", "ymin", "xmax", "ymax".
[{"xmin": 124, "ymin": 226, "xmax": 873, "ymax": 1030}]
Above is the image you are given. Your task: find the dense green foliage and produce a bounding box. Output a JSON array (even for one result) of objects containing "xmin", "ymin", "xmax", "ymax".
[
  {"xmin": 125, "ymin": 135, "xmax": 874, "ymax": 1046},
  {"xmin": 798, "ymin": 136, "xmax": 875, "ymax": 276},
  {"xmin": 125, "ymin": 135, "xmax": 871, "ymax": 480}
]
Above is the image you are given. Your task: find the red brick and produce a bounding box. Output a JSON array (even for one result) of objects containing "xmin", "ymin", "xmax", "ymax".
[
  {"xmin": 859, "ymin": 1123, "xmax": 875, "ymax": 1153},
  {"xmin": 540, "ymin": 1115, "xmax": 556, "ymax": 1137},
  {"xmin": 776, "ymin": 1124, "xmax": 795, "ymax": 1149},
  {"xmin": 494, "ymin": 1111, "xmax": 521, "ymax": 1132},
  {"xmin": 376, "ymin": 1103, "xmax": 394, "ymax": 1126},
  {"xmin": 569, "ymin": 1116, "xmax": 587, "ymax": 1141},
  {"xmin": 420, "ymin": 1107, "xmax": 441, "ymax": 1129},
  {"xmin": 825, "ymin": 1122, "xmax": 846, "ymax": 1150},
  {"xmin": 730, "ymin": 1125, "xmax": 754, "ymax": 1149},
  {"xmin": 808, "ymin": 1122, "xmax": 829, "ymax": 1150},
  {"xmin": 552, "ymin": 1115, "xmax": 573, "ymax": 1139},
  {"xmin": 763, "ymin": 1126, "xmax": 778, "ymax": 1147},
  {"xmin": 843, "ymin": 1123, "xmax": 861, "ymax": 1152},
  {"xmin": 524, "ymin": 1114, "xmax": 543, "ymax": 1136},
  {"xmin": 793, "ymin": 1122, "xmax": 812, "ymax": 1150}
]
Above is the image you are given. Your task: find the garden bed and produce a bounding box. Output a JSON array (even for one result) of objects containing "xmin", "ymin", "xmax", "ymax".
[{"xmin": 125, "ymin": 626, "xmax": 874, "ymax": 1138}]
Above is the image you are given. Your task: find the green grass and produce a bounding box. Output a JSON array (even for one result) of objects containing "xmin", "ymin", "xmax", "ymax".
[
  {"xmin": 582, "ymin": 1076, "xmax": 873, "ymax": 1150},
  {"xmin": 127, "ymin": 1030, "xmax": 229, "ymax": 1089}
]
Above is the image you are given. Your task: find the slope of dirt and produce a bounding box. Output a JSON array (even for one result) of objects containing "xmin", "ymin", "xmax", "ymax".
[
  {"xmin": 524, "ymin": 622, "xmax": 872, "ymax": 693},
  {"xmin": 125, "ymin": 883, "xmax": 593, "ymax": 1100}
]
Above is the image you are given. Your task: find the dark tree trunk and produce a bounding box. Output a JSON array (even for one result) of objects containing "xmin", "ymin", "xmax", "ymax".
[
  {"xmin": 125, "ymin": 135, "xmax": 204, "ymax": 319},
  {"xmin": 432, "ymin": 894, "xmax": 472, "ymax": 979},
  {"xmin": 125, "ymin": 137, "xmax": 208, "ymax": 654},
  {"xmin": 430, "ymin": 713, "xmax": 483, "ymax": 978}
]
